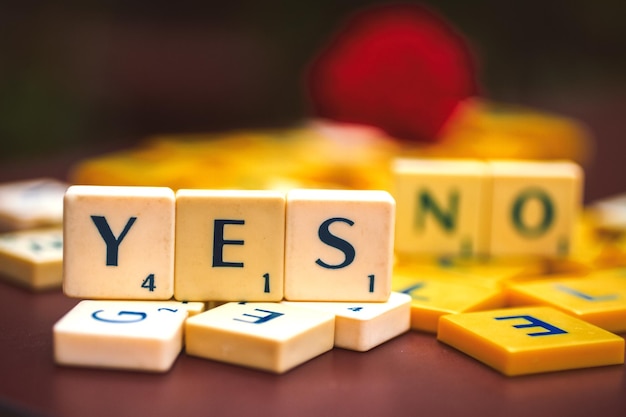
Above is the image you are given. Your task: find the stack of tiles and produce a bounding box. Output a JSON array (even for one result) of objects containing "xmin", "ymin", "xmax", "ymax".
[
  {"xmin": 2, "ymin": 156, "xmax": 625, "ymax": 377},
  {"xmin": 54, "ymin": 186, "xmax": 408, "ymax": 373},
  {"xmin": 392, "ymin": 159, "xmax": 625, "ymax": 376},
  {"xmin": 0, "ymin": 178, "xmax": 67, "ymax": 290}
]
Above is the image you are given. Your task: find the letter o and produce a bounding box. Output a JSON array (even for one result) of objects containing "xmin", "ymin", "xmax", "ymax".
[{"xmin": 511, "ymin": 188, "xmax": 555, "ymax": 238}]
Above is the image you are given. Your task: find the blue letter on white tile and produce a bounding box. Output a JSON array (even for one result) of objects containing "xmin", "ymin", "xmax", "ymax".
[
  {"xmin": 233, "ymin": 308, "xmax": 284, "ymax": 324},
  {"xmin": 91, "ymin": 216, "xmax": 137, "ymax": 266},
  {"xmin": 213, "ymin": 219, "xmax": 244, "ymax": 268},
  {"xmin": 316, "ymin": 217, "xmax": 355, "ymax": 269}
]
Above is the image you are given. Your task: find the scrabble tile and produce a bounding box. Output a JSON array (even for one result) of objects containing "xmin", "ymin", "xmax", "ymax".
[
  {"xmin": 392, "ymin": 265, "xmax": 505, "ymax": 333},
  {"xmin": 283, "ymin": 292, "xmax": 411, "ymax": 351},
  {"xmin": 547, "ymin": 211, "xmax": 621, "ymax": 271},
  {"xmin": 431, "ymin": 255, "xmax": 549, "ymax": 288},
  {"xmin": 581, "ymin": 208, "xmax": 626, "ymax": 269},
  {"xmin": 284, "ymin": 189, "xmax": 395, "ymax": 301},
  {"xmin": 174, "ymin": 189, "xmax": 285, "ymax": 301},
  {"xmin": 589, "ymin": 192, "xmax": 626, "ymax": 233},
  {"xmin": 0, "ymin": 178, "xmax": 68, "ymax": 231},
  {"xmin": 392, "ymin": 158, "xmax": 490, "ymax": 258},
  {"xmin": 53, "ymin": 300, "xmax": 188, "ymax": 372},
  {"xmin": 63, "ymin": 186, "xmax": 175, "ymax": 300},
  {"xmin": 487, "ymin": 160, "xmax": 583, "ymax": 257},
  {"xmin": 507, "ymin": 273, "xmax": 626, "ymax": 332},
  {"xmin": 438, "ymin": 306, "xmax": 624, "ymax": 376},
  {"xmin": 0, "ymin": 228, "xmax": 63, "ymax": 290},
  {"xmin": 185, "ymin": 302, "xmax": 335, "ymax": 373}
]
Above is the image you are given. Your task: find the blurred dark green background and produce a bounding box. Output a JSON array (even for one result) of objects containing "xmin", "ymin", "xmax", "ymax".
[{"xmin": 1, "ymin": 1, "xmax": 625, "ymax": 200}]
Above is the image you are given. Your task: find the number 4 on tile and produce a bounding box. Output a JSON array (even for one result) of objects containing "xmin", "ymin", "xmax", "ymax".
[{"xmin": 142, "ymin": 274, "xmax": 156, "ymax": 292}]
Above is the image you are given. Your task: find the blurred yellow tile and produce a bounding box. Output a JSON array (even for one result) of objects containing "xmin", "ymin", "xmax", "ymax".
[
  {"xmin": 566, "ymin": 211, "xmax": 626, "ymax": 270},
  {"xmin": 438, "ymin": 306, "xmax": 624, "ymax": 376},
  {"xmin": 507, "ymin": 273, "xmax": 626, "ymax": 332},
  {"xmin": 69, "ymin": 128, "xmax": 401, "ymax": 191},
  {"xmin": 392, "ymin": 266, "xmax": 505, "ymax": 333},
  {"xmin": 433, "ymin": 255, "xmax": 548, "ymax": 288}
]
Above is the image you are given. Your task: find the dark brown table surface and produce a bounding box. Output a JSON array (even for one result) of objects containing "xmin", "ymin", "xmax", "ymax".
[
  {"xmin": 1, "ymin": 147, "xmax": 626, "ymax": 417},
  {"xmin": 1, "ymin": 278, "xmax": 625, "ymax": 417}
]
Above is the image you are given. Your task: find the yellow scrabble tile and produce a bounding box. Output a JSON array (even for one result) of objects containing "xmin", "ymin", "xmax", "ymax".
[
  {"xmin": 53, "ymin": 300, "xmax": 188, "ymax": 372},
  {"xmin": 63, "ymin": 186, "xmax": 175, "ymax": 300},
  {"xmin": 431, "ymin": 255, "xmax": 549, "ymax": 288},
  {"xmin": 174, "ymin": 190, "xmax": 285, "ymax": 301},
  {"xmin": 0, "ymin": 178, "xmax": 68, "ymax": 231},
  {"xmin": 0, "ymin": 228, "xmax": 63, "ymax": 290},
  {"xmin": 532, "ymin": 211, "xmax": 621, "ymax": 274},
  {"xmin": 392, "ymin": 158, "xmax": 490, "ymax": 258},
  {"xmin": 392, "ymin": 266, "xmax": 505, "ymax": 333},
  {"xmin": 438, "ymin": 306, "xmax": 624, "ymax": 376},
  {"xmin": 592, "ymin": 267, "xmax": 626, "ymax": 279},
  {"xmin": 579, "ymin": 207, "xmax": 626, "ymax": 269},
  {"xmin": 487, "ymin": 160, "xmax": 583, "ymax": 257},
  {"xmin": 507, "ymin": 273, "xmax": 626, "ymax": 332},
  {"xmin": 283, "ymin": 292, "xmax": 411, "ymax": 351},
  {"xmin": 185, "ymin": 302, "xmax": 335, "ymax": 373},
  {"xmin": 284, "ymin": 189, "xmax": 395, "ymax": 301}
]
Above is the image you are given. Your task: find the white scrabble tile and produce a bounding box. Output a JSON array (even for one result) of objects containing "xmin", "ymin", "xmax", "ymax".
[
  {"xmin": 392, "ymin": 159, "xmax": 490, "ymax": 258},
  {"xmin": 63, "ymin": 186, "xmax": 175, "ymax": 300},
  {"xmin": 174, "ymin": 189, "xmax": 285, "ymax": 301},
  {"xmin": 589, "ymin": 192, "xmax": 626, "ymax": 232},
  {"xmin": 53, "ymin": 300, "xmax": 188, "ymax": 372},
  {"xmin": 0, "ymin": 178, "xmax": 68, "ymax": 231},
  {"xmin": 283, "ymin": 291, "xmax": 411, "ymax": 351},
  {"xmin": 284, "ymin": 189, "xmax": 395, "ymax": 301},
  {"xmin": 488, "ymin": 160, "xmax": 583, "ymax": 257},
  {"xmin": 0, "ymin": 227, "xmax": 63, "ymax": 290},
  {"xmin": 185, "ymin": 302, "xmax": 335, "ymax": 373}
]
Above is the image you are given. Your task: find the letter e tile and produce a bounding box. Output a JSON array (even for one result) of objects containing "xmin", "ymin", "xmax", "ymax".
[
  {"xmin": 174, "ymin": 190, "xmax": 285, "ymax": 301},
  {"xmin": 185, "ymin": 302, "xmax": 335, "ymax": 373},
  {"xmin": 438, "ymin": 306, "xmax": 624, "ymax": 376}
]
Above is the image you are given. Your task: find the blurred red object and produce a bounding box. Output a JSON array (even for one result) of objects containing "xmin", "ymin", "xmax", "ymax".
[{"xmin": 306, "ymin": 3, "xmax": 478, "ymax": 143}]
